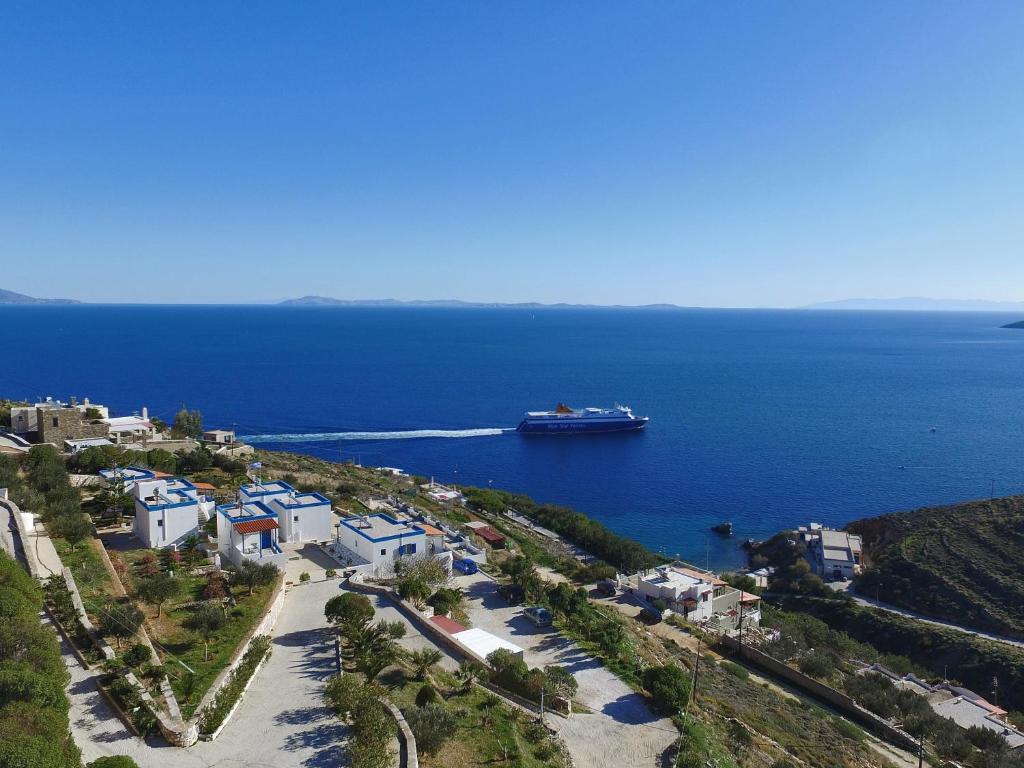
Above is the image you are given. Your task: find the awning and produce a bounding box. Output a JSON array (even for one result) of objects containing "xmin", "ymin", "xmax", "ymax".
[{"xmin": 233, "ymin": 517, "xmax": 279, "ymax": 534}]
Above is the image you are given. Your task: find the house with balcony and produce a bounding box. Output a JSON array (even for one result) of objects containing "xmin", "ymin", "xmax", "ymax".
[
  {"xmin": 635, "ymin": 564, "xmax": 760, "ymax": 631},
  {"xmin": 133, "ymin": 477, "xmax": 212, "ymax": 548},
  {"xmin": 215, "ymin": 500, "xmax": 286, "ymax": 570},
  {"xmin": 101, "ymin": 465, "xmax": 157, "ymax": 492}
]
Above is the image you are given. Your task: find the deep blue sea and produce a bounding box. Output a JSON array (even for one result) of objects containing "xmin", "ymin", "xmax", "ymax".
[{"xmin": 3, "ymin": 305, "xmax": 1024, "ymax": 569}]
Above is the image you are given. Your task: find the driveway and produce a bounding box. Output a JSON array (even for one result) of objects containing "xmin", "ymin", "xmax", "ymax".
[
  {"xmin": 66, "ymin": 573, "xmax": 456, "ymax": 768},
  {"xmin": 453, "ymin": 572, "xmax": 677, "ymax": 768}
]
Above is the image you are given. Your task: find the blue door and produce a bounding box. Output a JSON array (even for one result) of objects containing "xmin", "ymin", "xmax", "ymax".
[{"xmin": 260, "ymin": 530, "xmax": 271, "ymax": 549}]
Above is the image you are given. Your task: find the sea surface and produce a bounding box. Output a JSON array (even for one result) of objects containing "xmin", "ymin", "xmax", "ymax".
[{"xmin": 3, "ymin": 305, "xmax": 1024, "ymax": 570}]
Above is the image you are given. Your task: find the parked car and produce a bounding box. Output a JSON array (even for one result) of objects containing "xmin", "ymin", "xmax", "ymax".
[
  {"xmin": 523, "ymin": 606, "xmax": 552, "ymax": 627},
  {"xmin": 453, "ymin": 558, "xmax": 478, "ymax": 575},
  {"xmin": 596, "ymin": 580, "xmax": 617, "ymax": 597},
  {"xmin": 498, "ymin": 583, "xmax": 525, "ymax": 604},
  {"xmin": 639, "ymin": 605, "xmax": 664, "ymax": 624}
]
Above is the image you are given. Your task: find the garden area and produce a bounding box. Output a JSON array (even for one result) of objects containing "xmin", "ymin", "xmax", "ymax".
[
  {"xmin": 112, "ymin": 546, "xmax": 280, "ymax": 716},
  {"xmin": 322, "ymin": 591, "xmax": 569, "ymax": 768}
]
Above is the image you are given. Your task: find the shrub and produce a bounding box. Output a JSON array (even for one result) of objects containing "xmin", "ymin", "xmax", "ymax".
[
  {"xmin": 325, "ymin": 568, "xmax": 337, "ymax": 578},
  {"xmin": 122, "ymin": 643, "xmax": 150, "ymax": 668},
  {"xmin": 720, "ymin": 660, "xmax": 749, "ymax": 681},
  {"xmin": 404, "ymin": 703, "xmax": 456, "ymax": 756},
  {"xmin": 88, "ymin": 757, "xmax": 141, "ymax": 768},
  {"xmin": 642, "ymin": 665, "xmax": 691, "ymax": 715},
  {"xmin": 197, "ymin": 636, "xmax": 272, "ymax": 734},
  {"xmin": 415, "ymin": 683, "xmax": 440, "ymax": 707},
  {"xmin": 299, "ymin": 572, "xmax": 310, "ymax": 583}
]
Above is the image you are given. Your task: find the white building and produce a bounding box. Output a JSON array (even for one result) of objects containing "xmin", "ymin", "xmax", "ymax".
[
  {"xmin": 801, "ymin": 524, "xmax": 862, "ymax": 581},
  {"xmin": 0, "ymin": 431, "xmax": 32, "ymax": 455},
  {"xmin": 238, "ymin": 480, "xmax": 334, "ymax": 544},
  {"xmin": 215, "ymin": 501, "xmax": 286, "ymax": 570},
  {"xmin": 202, "ymin": 429, "xmax": 236, "ymax": 445},
  {"xmin": 132, "ymin": 477, "xmax": 212, "ymax": 549},
  {"xmin": 104, "ymin": 410, "xmax": 157, "ymax": 445},
  {"xmin": 65, "ymin": 437, "xmax": 114, "ymax": 453},
  {"xmin": 100, "ymin": 465, "xmax": 157, "ymax": 492},
  {"xmin": 636, "ymin": 564, "xmax": 760, "ymax": 630},
  {"xmin": 333, "ymin": 513, "xmax": 432, "ymax": 575}
]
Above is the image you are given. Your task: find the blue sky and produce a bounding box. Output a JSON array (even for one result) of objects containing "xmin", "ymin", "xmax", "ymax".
[{"xmin": 2, "ymin": 2, "xmax": 1022, "ymax": 305}]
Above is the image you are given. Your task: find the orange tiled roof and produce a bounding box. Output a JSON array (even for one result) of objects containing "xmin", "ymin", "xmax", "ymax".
[
  {"xmin": 191, "ymin": 482, "xmax": 216, "ymax": 491},
  {"xmin": 233, "ymin": 518, "xmax": 278, "ymax": 534},
  {"xmin": 418, "ymin": 524, "xmax": 444, "ymax": 536}
]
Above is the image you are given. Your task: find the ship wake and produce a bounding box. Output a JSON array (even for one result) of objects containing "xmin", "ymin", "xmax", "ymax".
[{"xmin": 243, "ymin": 427, "xmax": 512, "ymax": 443}]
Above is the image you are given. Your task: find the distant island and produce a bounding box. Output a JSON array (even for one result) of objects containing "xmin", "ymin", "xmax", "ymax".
[
  {"xmin": 0, "ymin": 288, "xmax": 80, "ymax": 305},
  {"xmin": 804, "ymin": 297, "xmax": 1024, "ymax": 312},
  {"xmin": 278, "ymin": 295, "xmax": 687, "ymax": 309},
  {"xmin": 1002, "ymin": 320, "xmax": 1024, "ymax": 329}
]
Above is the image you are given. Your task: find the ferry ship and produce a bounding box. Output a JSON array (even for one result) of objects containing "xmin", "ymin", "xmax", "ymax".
[{"xmin": 516, "ymin": 403, "xmax": 649, "ymax": 434}]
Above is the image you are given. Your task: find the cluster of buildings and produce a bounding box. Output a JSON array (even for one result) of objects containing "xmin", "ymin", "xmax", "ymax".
[
  {"xmin": 629, "ymin": 563, "xmax": 762, "ymax": 631},
  {"xmin": 859, "ymin": 663, "xmax": 1024, "ymax": 751},
  {"xmin": 1, "ymin": 395, "xmax": 247, "ymax": 456}
]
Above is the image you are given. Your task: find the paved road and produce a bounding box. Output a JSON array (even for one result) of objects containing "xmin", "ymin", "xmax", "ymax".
[
  {"xmin": 843, "ymin": 588, "xmax": 1024, "ymax": 649},
  {"xmin": 67, "ymin": 575, "xmax": 453, "ymax": 768},
  {"xmin": 452, "ymin": 571, "xmax": 677, "ymax": 768}
]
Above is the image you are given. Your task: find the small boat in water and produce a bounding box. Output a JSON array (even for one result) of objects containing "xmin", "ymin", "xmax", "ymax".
[
  {"xmin": 516, "ymin": 403, "xmax": 649, "ymax": 434},
  {"xmin": 711, "ymin": 522, "xmax": 733, "ymax": 536}
]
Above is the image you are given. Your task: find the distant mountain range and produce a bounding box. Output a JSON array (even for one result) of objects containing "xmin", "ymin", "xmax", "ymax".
[
  {"xmin": 277, "ymin": 295, "xmax": 686, "ymax": 309},
  {"xmin": 0, "ymin": 288, "xmax": 80, "ymax": 305},
  {"xmin": 803, "ymin": 297, "xmax": 1024, "ymax": 312}
]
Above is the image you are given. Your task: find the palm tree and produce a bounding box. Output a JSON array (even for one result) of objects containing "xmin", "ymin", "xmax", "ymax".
[
  {"xmin": 408, "ymin": 648, "xmax": 443, "ymax": 680},
  {"xmin": 456, "ymin": 660, "xmax": 486, "ymax": 693}
]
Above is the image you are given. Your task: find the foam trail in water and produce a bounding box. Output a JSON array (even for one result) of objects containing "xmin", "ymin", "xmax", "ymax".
[{"xmin": 243, "ymin": 427, "xmax": 512, "ymax": 443}]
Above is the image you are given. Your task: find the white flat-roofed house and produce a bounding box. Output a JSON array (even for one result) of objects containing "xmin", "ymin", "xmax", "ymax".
[
  {"xmin": 804, "ymin": 527, "xmax": 863, "ymax": 581},
  {"xmin": 100, "ymin": 465, "xmax": 157, "ymax": 492},
  {"xmin": 333, "ymin": 513, "xmax": 429, "ymax": 576},
  {"xmin": 65, "ymin": 437, "xmax": 114, "ymax": 453},
  {"xmin": 0, "ymin": 431, "xmax": 32, "ymax": 454},
  {"xmin": 216, "ymin": 501, "xmax": 286, "ymax": 570},
  {"xmin": 267, "ymin": 490, "xmax": 334, "ymax": 543},
  {"xmin": 104, "ymin": 412, "xmax": 158, "ymax": 446},
  {"xmin": 133, "ymin": 477, "xmax": 204, "ymax": 548},
  {"xmin": 239, "ymin": 479, "xmax": 294, "ymax": 506},
  {"xmin": 636, "ymin": 564, "xmax": 759, "ymax": 631}
]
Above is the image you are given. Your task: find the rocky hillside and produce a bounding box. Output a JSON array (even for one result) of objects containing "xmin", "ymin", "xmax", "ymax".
[{"xmin": 849, "ymin": 495, "xmax": 1024, "ymax": 638}]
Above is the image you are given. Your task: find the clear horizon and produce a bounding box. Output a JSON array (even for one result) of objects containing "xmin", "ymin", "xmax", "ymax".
[{"xmin": 3, "ymin": 3, "xmax": 1023, "ymax": 305}]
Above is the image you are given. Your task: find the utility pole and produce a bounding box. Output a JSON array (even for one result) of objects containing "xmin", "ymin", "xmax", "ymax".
[
  {"xmin": 691, "ymin": 631, "xmax": 703, "ymax": 709},
  {"xmin": 917, "ymin": 730, "xmax": 924, "ymax": 768}
]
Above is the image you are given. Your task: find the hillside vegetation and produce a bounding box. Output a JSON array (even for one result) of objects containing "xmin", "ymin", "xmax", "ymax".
[{"xmin": 849, "ymin": 495, "xmax": 1024, "ymax": 638}]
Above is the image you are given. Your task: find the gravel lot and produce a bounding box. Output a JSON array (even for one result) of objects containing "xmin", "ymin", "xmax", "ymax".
[{"xmin": 453, "ymin": 571, "xmax": 677, "ymax": 768}]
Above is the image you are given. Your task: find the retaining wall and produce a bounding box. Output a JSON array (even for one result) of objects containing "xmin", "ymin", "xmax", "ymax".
[{"xmin": 718, "ymin": 635, "xmax": 919, "ymax": 752}]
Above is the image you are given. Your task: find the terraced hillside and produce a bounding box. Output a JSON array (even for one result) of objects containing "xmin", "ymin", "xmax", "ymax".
[{"xmin": 849, "ymin": 495, "xmax": 1024, "ymax": 638}]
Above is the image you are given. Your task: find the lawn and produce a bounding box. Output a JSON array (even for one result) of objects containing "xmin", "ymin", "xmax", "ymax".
[
  {"xmin": 118, "ymin": 547, "xmax": 279, "ymax": 717},
  {"xmin": 51, "ymin": 535, "xmax": 122, "ymax": 617},
  {"xmin": 381, "ymin": 666, "xmax": 567, "ymax": 768}
]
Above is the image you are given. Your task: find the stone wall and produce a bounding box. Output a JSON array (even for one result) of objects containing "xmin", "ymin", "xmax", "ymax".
[{"xmin": 36, "ymin": 406, "xmax": 108, "ymax": 446}]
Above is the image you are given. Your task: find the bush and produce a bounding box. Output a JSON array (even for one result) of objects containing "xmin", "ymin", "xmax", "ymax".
[
  {"xmin": 415, "ymin": 683, "xmax": 440, "ymax": 707},
  {"xmin": 404, "ymin": 703, "xmax": 456, "ymax": 756},
  {"xmin": 299, "ymin": 572, "xmax": 310, "ymax": 583},
  {"xmin": 122, "ymin": 643, "xmax": 150, "ymax": 668},
  {"xmin": 642, "ymin": 665, "xmax": 691, "ymax": 715},
  {"xmin": 325, "ymin": 568, "xmax": 337, "ymax": 578},
  {"xmin": 720, "ymin": 660, "xmax": 749, "ymax": 681},
  {"xmin": 197, "ymin": 636, "xmax": 272, "ymax": 734},
  {"xmin": 88, "ymin": 757, "xmax": 141, "ymax": 768}
]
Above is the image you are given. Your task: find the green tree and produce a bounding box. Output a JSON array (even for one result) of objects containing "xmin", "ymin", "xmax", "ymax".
[
  {"xmin": 642, "ymin": 664, "xmax": 691, "ymax": 715},
  {"xmin": 172, "ymin": 407, "xmax": 203, "ymax": 439},
  {"xmin": 234, "ymin": 559, "xmax": 278, "ymax": 596},
  {"xmin": 407, "ymin": 648, "xmax": 443, "ymax": 680},
  {"xmin": 183, "ymin": 603, "xmax": 226, "ymax": 661},
  {"xmin": 51, "ymin": 513, "xmax": 92, "ymax": 552},
  {"xmin": 325, "ymin": 592, "xmax": 374, "ymax": 635},
  {"xmin": 396, "ymin": 575, "xmax": 431, "ymax": 605},
  {"xmin": 543, "ymin": 664, "xmax": 578, "ymax": 700},
  {"xmin": 94, "ymin": 475, "xmax": 132, "ymax": 525},
  {"xmin": 350, "ymin": 621, "xmax": 405, "ymax": 680},
  {"xmin": 99, "ymin": 601, "xmax": 144, "ymax": 648},
  {"xmin": 177, "ymin": 447, "xmax": 213, "ymax": 473},
  {"xmin": 136, "ymin": 573, "xmax": 182, "ymax": 618}
]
